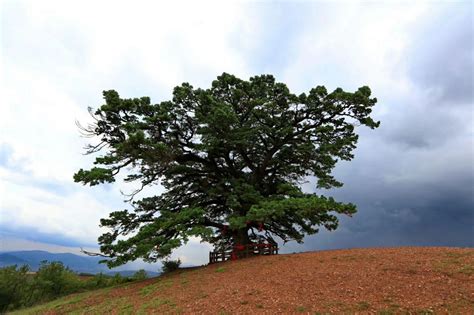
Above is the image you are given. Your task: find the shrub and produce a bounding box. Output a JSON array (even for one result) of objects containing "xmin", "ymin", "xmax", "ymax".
[
  {"xmin": 110, "ymin": 273, "xmax": 126, "ymax": 285},
  {"xmin": 162, "ymin": 259, "xmax": 181, "ymax": 274},
  {"xmin": 0, "ymin": 265, "xmax": 32, "ymax": 312},
  {"xmin": 34, "ymin": 261, "xmax": 81, "ymax": 300},
  {"xmin": 87, "ymin": 272, "xmax": 109, "ymax": 288},
  {"xmin": 133, "ymin": 269, "xmax": 148, "ymax": 281},
  {"xmin": 0, "ymin": 261, "xmax": 148, "ymax": 312}
]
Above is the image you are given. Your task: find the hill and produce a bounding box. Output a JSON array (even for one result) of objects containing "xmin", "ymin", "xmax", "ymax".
[
  {"xmin": 0, "ymin": 251, "xmax": 159, "ymax": 277},
  {"xmin": 12, "ymin": 247, "xmax": 474, "ymax": 314},
  {"xmin": 0, "ymin": 251, "xmax": 105, "ymax": 273},
  {"xmin": 0, "ymin": 253, "xmax": 29, "ymax": 267}
]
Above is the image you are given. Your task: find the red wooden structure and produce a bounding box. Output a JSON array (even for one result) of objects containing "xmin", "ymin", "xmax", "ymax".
[{"xmin": 209, "ymin": 242, "xmax": 278, "ymax": 264}]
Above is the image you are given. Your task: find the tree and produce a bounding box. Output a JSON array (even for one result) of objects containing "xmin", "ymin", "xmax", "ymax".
[
  {"xmin": 132, "ymin": 269, "xmax": 148, "ymax": 280},
  {"xmin": 74, "ymin": 73, "xmax": 379, "ymax": 267}
]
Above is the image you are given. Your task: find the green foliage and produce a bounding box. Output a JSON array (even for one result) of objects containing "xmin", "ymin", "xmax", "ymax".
[
  {"xmin": 34, "ymin": 261, "xmax": 81, "ymax": 299},
  {"xmin": 0, "ymin": 265, "xmax": 32, "ymax": 312},
  {"xmin": 0, "ymin": 262, "xmax": 141, "ymax": 312},
  {"xmin": 0, "ymin": 262, "xmax": 81, "ymax": 312},
  {"xmin": 87, "ymin": 272, "xmax": 109, "ymax": 288},
  {"xmin": 110, "ymin": 272, "xmax": 127, "ymax": 285},
  {"xmin": 75, "ymin": 73, "xmax": 380, "ymax": 266},
  {"xmin": 161, "ymin": 259, "xmax": 181, "ymax": 274},
  {"xmin": 132, "ymin": 269, "xmax": 148, "ymax": 280}
]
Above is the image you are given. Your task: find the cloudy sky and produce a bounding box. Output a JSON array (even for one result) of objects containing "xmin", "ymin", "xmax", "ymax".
[{"xmin": 1, "ymin": 0, "xmax": 472, "ymax": 268}]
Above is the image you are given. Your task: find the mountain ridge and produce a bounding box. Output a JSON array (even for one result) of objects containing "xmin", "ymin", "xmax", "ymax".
[{"xmin": 0, "ymin": 250, "xmax": 160, "ymax": 276}]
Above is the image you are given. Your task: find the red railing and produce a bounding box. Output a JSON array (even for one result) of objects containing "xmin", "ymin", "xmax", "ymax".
[{"xmin": 209, "ymin": 243, "xmax": 278, "ymax": 264}]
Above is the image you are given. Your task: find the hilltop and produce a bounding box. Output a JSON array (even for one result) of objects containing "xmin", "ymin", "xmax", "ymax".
[{"xmin": 14, "ymin": 247, "xmax": 474, "ymax": 314}]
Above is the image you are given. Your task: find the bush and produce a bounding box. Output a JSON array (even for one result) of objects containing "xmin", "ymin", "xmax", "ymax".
[
  {"xmin": 0, "ymin": 265, "xmax": 32, "ymax": 312},
  {"xmin": 132, "ymin": 269, "xmax": 148, "ymax": 281},
  {"xmin": 34, "ymin": 261, "xmax": 81, "ymax": 299},
  {"xmin": 0, "ymin": 261, "xmax": 148, "ymax": 312},
  {"xmin": 0, "ymin": 262, "xmax": 84, "ymax": 311},
  {"xmin": 110, "ymin": 273, "xmax": 126, "ymax": 285},
  {"xmin": 162, "ymin": 259, "xmax": 181, "ymax": 274},
  {"xmin": 86, "ymin": 272, "xmax": 109, "ymax": 288}
]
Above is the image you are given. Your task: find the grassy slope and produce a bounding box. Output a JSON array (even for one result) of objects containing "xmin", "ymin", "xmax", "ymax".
[{"xmin": 11, "ymin": 247, "xmax": 474, "ymax": 314}]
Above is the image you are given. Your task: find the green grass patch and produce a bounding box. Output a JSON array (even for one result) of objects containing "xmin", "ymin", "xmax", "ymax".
[
  {"xmin": 357, "ymin": 301, "xmax": 370, "ymax": 310},
  {"xmin": 11, "ymin": 291, "xmax": 92, "ymax": 314},
  {"xmin": 139, "ymin": 297, "xmax": 176, "ymax": 313},
  {"xmin": 435, "ymin": 255, "xmax": 474, "ymax": 276},
  {"xmin": 295, "ymin": 305, "xmax": 306, "ymax": 312},
  {"xmin": 140, "ymin": 279, "xmax": 174, "ymax": 296},
  {"xmin": 216, "ymin": 267, "xmax": 226, "ymax": 273},
  {"xmin": 459, "ymin": 265, "xmax": 474, "ymax": 275}
]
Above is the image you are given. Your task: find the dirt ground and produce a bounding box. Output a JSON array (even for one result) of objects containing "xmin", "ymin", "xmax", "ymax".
[{"xmin": 21, "ymin": 247, "xmax": 474, "ymax": 314}]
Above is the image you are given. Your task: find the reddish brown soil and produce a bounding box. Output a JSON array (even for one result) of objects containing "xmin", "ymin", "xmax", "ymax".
[{"xmin": 31, "ymin": 247, "xmax": 474, "ymax": 314}]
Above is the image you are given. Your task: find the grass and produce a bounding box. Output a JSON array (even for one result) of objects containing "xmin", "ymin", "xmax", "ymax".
[
  {"xmin": 140, "ymin": 279, "xmax": 175, "ymax": 297},
  {"xmin": 459, "ymin": 265, "xmax": 474, "ymax": 275},
  {"xmin": 435, "ymin": 253, "xmax": 474, "ymax": 276},
  {"xmin": 377, "ymin": 303, "xmax": 403, "ymax": 315},
  {"xmin": 138, "ymin": 297, "xmax": 178, "ymax": 314},
  {"xmin": 10, "ymin": 248, "xmax": 474, "ymax": 314},
  {"xmin": 296, "ymin": 305, "xmax": 306, "ymax": 312},
  {"xmin": 11, "ymin": 291, "xmax": 93, "ymax": 314},
  {"xmin": 357, "ymin": 301, "xmax": 370, "ymax": 310}
]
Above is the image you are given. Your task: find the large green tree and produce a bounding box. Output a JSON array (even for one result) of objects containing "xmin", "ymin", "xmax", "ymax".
[{"xmin": 74, "ymin": 73, "xmax": 379, "ymax": 267}]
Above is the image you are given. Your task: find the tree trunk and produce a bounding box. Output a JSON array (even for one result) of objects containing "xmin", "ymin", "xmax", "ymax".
[
  {"xmin": 231, "ymin": 227, "xmax": 251, "ymax": 259},
  {"xmin": 233, "ymin": 227, "xmax": 250, "ymax": 245}
]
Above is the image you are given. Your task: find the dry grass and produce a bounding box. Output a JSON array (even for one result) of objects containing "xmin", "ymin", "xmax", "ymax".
[{"xmin": 12, "ymin": 247, "xmax": 474, "ymax": 314}]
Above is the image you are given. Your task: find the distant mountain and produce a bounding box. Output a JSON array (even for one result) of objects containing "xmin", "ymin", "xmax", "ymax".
[
  {"xmin": 1, "ymin": 250, "xmax": 107, "ymax": 273},
  {"xmin": 0, "ymin": 253, "xmax": 29, "ymax": 267},
  {"xmin": 0, "ymin": 250, "xmax": 160, "ymax": 277}
]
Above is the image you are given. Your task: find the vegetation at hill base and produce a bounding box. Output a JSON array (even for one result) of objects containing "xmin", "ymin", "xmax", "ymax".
[
  {"xmin": 0, "ymin": 261, "xmax": 149, "ymax": 313},
  {"xmin": 74, "ymin": 73, "xmax": 380, "ymax": 267},
  {"xmin": 10, "ymin": 247, "xmax": 474, "ymax": 314}
]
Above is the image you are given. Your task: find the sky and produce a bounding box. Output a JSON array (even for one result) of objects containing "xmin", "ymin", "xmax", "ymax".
[{"xmin": 0, "ymin": 0, "xmax": 473, "ymax": 268}]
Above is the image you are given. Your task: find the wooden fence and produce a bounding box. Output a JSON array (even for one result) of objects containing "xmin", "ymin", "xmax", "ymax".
[{"xmin": 209, "ymin": 243, "xmax": 278, "ymax": 264}]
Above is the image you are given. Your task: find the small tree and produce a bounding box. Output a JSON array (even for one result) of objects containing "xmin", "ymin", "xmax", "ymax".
[
  {"xmin": 34, "ymin": 261, "xmax": 80, "ymax": 300},
  {"xmin": 132, "ymin": 269, "xmax": 148, "ymax": 280},
  {"xmin": 0, "ymin": 265, "xmax": 31, "ymax": 312},
  {"xmin": 75, "ymin": 73, "xmax": 379, "ymax": 267},
  {"xmin": 161, "ymin": 259, "xmax": 181, "ymax": 274}
]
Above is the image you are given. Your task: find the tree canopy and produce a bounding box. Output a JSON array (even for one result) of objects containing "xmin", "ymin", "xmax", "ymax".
[{"xmin": 74, "ymin": 73, "xmax": 379, "ymax": 267}]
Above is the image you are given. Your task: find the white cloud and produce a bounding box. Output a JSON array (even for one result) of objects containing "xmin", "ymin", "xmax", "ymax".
[
  {"xmin": 0, "ymin": 0, "xmax": 257, "ymax": 262},
  {"xmin": 282, "ymin": 2, "xmax": 428, "ymax": 96},
  {"xmin": 0, "ymin": 167, "xmax": 111, "ymax": 244}
]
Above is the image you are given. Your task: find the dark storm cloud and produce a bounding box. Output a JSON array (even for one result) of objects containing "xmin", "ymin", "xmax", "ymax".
[
  {"xmin": 294, "ymin": 118, "xmax": 474, "ymax": 251},
  {"xmin": 290, "ymin": 134, "xmax": 473, "ymax": 253},
  {"xmin": 293, "ymin": 11, "xmax": 474, "ymax": 252},
  {"xmin": 0, "ymin": 225, "xmax": 93, "ymax": 248},
  {"xmin": 380, "ymin": 100, "xmax": 467, "ymax": 149},
  {"xmin": 408, "ymin": 5, "xmax": 473, "ymax": 106}
]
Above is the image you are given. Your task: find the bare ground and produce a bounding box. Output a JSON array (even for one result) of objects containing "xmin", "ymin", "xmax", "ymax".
[{"xmin": 16, "ymin": 247, "xmax": 474, "ymax": 314}]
